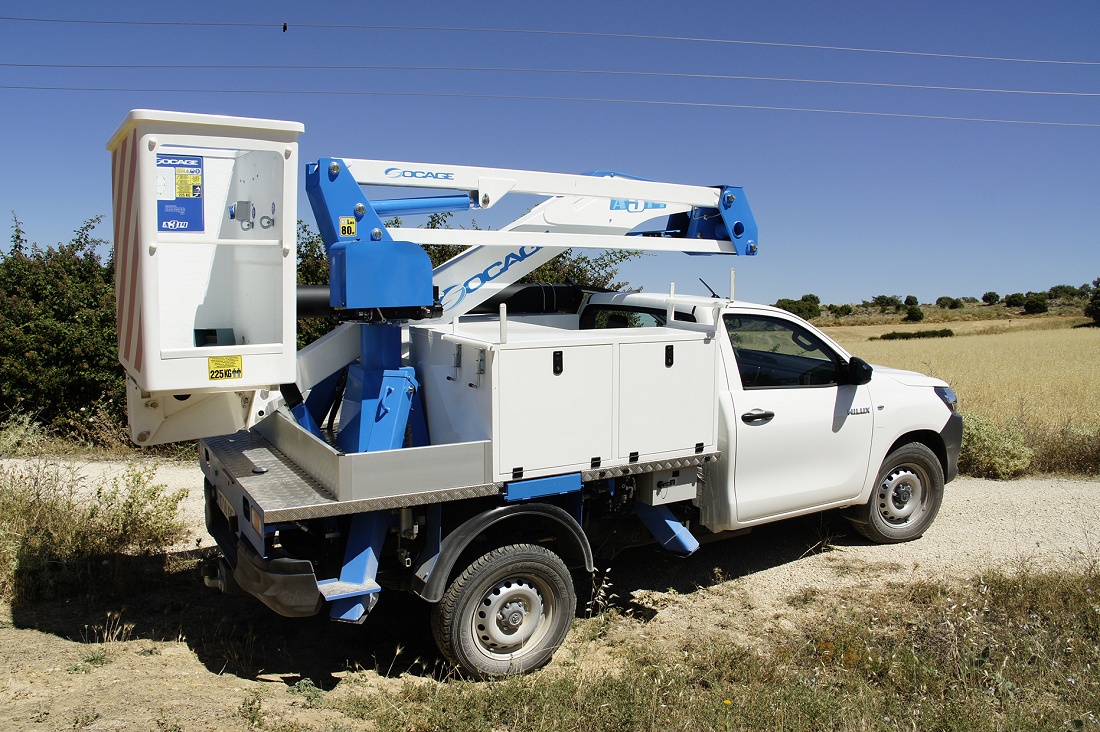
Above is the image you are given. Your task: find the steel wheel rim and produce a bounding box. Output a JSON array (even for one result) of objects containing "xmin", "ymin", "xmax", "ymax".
[
  {"xmin": 877, "ymin": 465, "xmax": 926, "ymax": 525},
  {"xmin": 472, "ymin": 576, "xmax": 552, "ymax": 660}
]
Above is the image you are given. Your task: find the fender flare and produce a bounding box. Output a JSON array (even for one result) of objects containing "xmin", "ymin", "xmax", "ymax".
[{"xmin": 414, "ymin": 502, "xmax": 595, "ymax": 603}]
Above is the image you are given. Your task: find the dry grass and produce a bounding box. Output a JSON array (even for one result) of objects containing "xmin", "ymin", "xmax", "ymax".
[
  {"xmin": 824, "ymin": 315, "xmax": 1089, "ymax": 350},
  {"xmin": 327, "ymin": 566, "xmax": 1100, "ymax": 732},
  {"xmin": 823, "ymin": 319, "xmax": 1100, "ymax": 475},
  {"xmin": 825, "ymin": 321, "xmax": 1100, "ymax": 427}
]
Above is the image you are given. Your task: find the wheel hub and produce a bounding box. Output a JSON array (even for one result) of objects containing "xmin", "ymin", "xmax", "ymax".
[
  {"xmin": 475, "ymin": 579, "xmax": 545, "ymax": 653},
  {"xmin": 500, "ymin": 600, "xmax": 527, "ymax": 629},
  {"xmin": 893, "ymin": 484, "xmax": 912, "ymax": 507},
  {"xmin": 878, "ymin": 468, "xmax": 924, "ymax": 523}
]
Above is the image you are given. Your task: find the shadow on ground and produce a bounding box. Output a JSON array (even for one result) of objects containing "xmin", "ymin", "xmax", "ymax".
[{"xmin": 9, "ymin": 509, "xmax": 859, "ymax": 688}]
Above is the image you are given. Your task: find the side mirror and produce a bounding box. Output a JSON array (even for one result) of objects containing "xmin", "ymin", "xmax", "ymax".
[{"xmin": 846, "ymin": 357, "xmax": 874, "ymax": 386}]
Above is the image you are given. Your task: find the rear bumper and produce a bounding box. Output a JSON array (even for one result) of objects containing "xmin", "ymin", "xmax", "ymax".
[
  {"xmin": 940, "ymin": 412, "xmax": 963, "ymax": 483},
  {"xmin": 235, "ymin": 542, "xmax": 323, "ymax": 618},
  {"xmin": 204, "ymin": 480, "xmax": 323, "ymax": 618}
]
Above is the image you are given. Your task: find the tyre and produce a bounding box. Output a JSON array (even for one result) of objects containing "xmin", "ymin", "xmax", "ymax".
[
  {"xmin": 431, "ymin": 543, "xmax": 575, "ymax": 678},
  {"xmin": 851, "ymin": 442, "xmax": 944, "ymax": 544}
]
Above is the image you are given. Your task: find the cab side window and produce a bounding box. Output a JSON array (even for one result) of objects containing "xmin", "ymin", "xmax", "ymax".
[{"xmin": 724, "ymin": 314, "xmax": 840, "ymax": 388}]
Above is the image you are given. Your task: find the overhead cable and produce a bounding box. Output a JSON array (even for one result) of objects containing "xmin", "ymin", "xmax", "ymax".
[
  {"xmin": 2, "ymin": 84, "xmax": 1096, "ymax": 127},
  {"xmin": 0, "ymin": 16, "xmax": 1097, "ymax": 66},
  {"xmin": 2, "ymin": 62, "xmax": 1096, "ymax": 97}
]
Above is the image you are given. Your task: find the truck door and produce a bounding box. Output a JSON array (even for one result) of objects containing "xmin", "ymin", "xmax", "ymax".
[{"xmin": 722, "ymin": 313, "xmax": 873, "ymax": 523}]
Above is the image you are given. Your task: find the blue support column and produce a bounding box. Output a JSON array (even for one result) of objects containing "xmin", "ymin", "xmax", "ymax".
[
  {"xmin": 334, "ymin": 324, "xmax": 419, "ymax": 454},
  {"xmin": 634, "ymin": 502, "xmax": 700, "ymax": 556},
  {"xmin": 325, "ymin": 512, "xmax": 389, "ymax": 623}
]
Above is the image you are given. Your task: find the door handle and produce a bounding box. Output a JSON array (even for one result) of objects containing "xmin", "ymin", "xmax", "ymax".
[{"xmin": 741, "ymin": 409, "xmax": 775, "ymax": 424}]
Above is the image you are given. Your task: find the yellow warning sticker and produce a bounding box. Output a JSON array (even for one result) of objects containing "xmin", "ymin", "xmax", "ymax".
[
  {"xmin": 339, "ymin": 216, "xmax": 357, "ymax": 238},
  {"xmin": 208, "ymin": 355, "xmax": 243, "ymax": 381},
  {"xmin": 175, "ymin": 168, "xmax": 203, "ymax": 198}
]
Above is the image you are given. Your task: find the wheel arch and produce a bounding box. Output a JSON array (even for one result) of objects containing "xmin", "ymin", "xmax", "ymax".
[
  {"xmin": 416, "ymin": 502, "xmax": 595, "ymax": 603},
  {"xmin": 885, "ymin": 429, "xmax": 948, "ymax": 481}
]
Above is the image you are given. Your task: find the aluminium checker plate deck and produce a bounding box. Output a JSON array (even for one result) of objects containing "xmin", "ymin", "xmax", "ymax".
[
  {"xmin": 201, "ymin": 430, "xmax": 721, "ymax": 524},
  {"xmin": 201, "ymin": 430, "xmax": 504, "ymax": 523}
]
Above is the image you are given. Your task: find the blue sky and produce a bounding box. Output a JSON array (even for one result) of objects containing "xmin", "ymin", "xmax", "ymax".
[{"xmin": 1, "ymin": 1, "xmax": 1097, "ymax": 305}]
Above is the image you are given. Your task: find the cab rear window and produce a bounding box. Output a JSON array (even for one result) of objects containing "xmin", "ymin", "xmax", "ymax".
[{"xmin": 581, "ymin": 306, "xmax": 696, "ymax": 329}]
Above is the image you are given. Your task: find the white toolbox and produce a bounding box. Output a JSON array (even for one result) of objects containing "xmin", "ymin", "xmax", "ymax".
[{"xmin": 411, "ymin": 316, "xmax": 719, "ymax": 482}]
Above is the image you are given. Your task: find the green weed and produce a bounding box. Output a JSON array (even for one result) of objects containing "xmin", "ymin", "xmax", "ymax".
[
  {"xmin": 959, "ymin": 412, "xmax": 1034, "ymax": 479},
  {"xmin": 0, "ymin": 461, "xmax": 186, "ymax": 602}
]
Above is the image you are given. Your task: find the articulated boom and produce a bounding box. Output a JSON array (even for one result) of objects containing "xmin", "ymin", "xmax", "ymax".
[{"xmin": 307, "ymin": 157, "xmax": 759, "ymax": 322}]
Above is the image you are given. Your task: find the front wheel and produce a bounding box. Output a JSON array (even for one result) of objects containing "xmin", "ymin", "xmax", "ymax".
[
  {"xmin": 431, "ymin": 544, "xmax": 575, "ymax": 678},
  {"xmin": 850, "ymin": 442, "xmax": 944, "ymax": 543}
]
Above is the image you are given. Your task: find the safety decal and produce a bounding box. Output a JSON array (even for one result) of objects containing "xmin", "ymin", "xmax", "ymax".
[
  {"xmin": 156, "ymin": 154, "xmax": 204, "ymax": 232},
  {"xmin": 208, "ymin": 355, "xmax": 243, "ymax": 381},
  {"xmin": 339, "ymin": 216, "xmax": 357, "ymax": 238}
]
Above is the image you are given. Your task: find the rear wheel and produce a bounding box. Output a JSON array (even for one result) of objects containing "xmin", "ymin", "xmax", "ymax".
[
  {"xmin": 431, "ymin": 543, "xmax": 575, "ymax": 678},
  {"xmin": 851, "ymin": 442, "xmax": 944, "ymax": 543}
]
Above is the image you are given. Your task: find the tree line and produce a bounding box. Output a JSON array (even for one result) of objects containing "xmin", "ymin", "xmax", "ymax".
[{"xmin": 776, "ymin": 283, "xmax": 1100, "ymax": 323}]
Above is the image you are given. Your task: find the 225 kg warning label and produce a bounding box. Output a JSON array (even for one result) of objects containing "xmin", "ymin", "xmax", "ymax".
[{"xmin": 208, "ymin": 355, "xmax": 243, "ymax": 381}]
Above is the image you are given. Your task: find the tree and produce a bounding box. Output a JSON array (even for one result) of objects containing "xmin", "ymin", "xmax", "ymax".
[
  {"xmin": 1048, "ymin": 284, "xmax": 1084, "ymax": 301},
  {"xmin": 935, "ymin": 296, "xmax": 961, "ymax": 309},
  {"xmin": 904, "ymin": 305, "xmax": 924, "ymax": 322},
  {"xmin": 774, "ymin": 295, "xmax": 820, "ymax": 320},
  {"xmin": 828, "ymin": 303, "xmax": 853, "ymax": 317},
  {"xmin": 904, "ymin": 295, "xmax": 919, "ymax": 307},
  {"xmin": 1023, "ymin": 293, "xmax": 1049, "ymax": 315},
  {"xmin": 1004, "ymin": 292, "xmax": 1026, "ymax": 308},
  {"xmin": 868, "ymin": 294, "xmax": 903, "ymax": 313},
  {"xmin": 523, "ymin": 248, "xmax": 640, "ymax": 290},
  {"xmin": 1, "ymin": 214, "xmax": 121, "ymax": 440},
  {"xmin": 982, "ymin": 291, "xmax": 999, "ymax": 305},
  {"xmin": 1085, "ymin": 277, "xmax": 1100, "ymax": 325}
]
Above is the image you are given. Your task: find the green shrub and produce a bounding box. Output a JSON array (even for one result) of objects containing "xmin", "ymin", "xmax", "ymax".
[
  {"xmin": 775, "ymin": 297, "xmax": 820, "ymax": 320},
  {"xmin": 1085, "ymin": 277, "xmax": 1100, "ymax": 325},
  {"xmin": 878, "ymin": 328, "xmax": 953, "ymax": 340},
  {"xmin": 958, "ymin": 413, "xmax": 1033, "ymax": 479},
  {"xmin": 828, "ymin": 303, "xmax": 853, "ymax": 317},
  {"xmin": 868, "ymin": 294, "xmax": 903, "ymax": 312},
  {"xmin": 0, "ymin": 461, "xmax": 186, "ymax": 602},
  {"xmin": 1023, "ymin": 292, "xmax": 1049, "ymax": 314},
  {"xmin": 1004, "ymin": 292, "xmax": 1026, "ymax": 307},
  {"xmin": 981, "ymin": 291, "xmax": 999, "ymax": 305},
  {"xmin": 904, "ymin": 294, "xmax": 919, "ymax": 307},
  {"xmin": 1, "ymin": 216, "xmax": 122, "ymax": 441},
  {"xmin": 903, "ymin": 305, "xmax": 924, "ymax": 322},
  {"xmin": 1047, "ymin": 284, "xmax": 1084, "ymax": 301}
]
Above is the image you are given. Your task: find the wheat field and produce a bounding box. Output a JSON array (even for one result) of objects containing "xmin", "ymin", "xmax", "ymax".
[{"xmin": 823, "ymin": 320, "xmax": 1100, "ymax": 427}]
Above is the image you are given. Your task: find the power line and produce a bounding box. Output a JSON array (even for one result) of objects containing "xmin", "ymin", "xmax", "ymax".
[
  {"xmin": 1, "ymin": 15, "xmax": 1098, "ymax": 67},
  {"xmin": 2, "ymin": 84, "xmax": 1096, "ymax": 127},
  {"xmin": 3, "ymin": 62, "xmax": 1097, "ymax": 98}
]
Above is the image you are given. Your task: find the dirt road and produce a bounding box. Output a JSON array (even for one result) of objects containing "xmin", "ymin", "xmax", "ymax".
[{"xmin": 2, "ymin": 460, "xmax": 1096, "ymax": 730}]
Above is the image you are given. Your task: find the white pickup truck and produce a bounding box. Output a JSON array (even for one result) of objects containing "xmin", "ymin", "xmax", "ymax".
[
  {"xmin": 109, "ymin": 110, "xmax": 961, "ymax": 678},
  {"xmin": 577, "ymin": 289, "xmax": 961, "ymax": 543}
]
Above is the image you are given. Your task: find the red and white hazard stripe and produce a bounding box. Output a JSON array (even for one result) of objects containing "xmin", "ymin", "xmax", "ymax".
[{"xmin": 111, "ymin": 131, "xmax": 143, "ymax": 374}]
